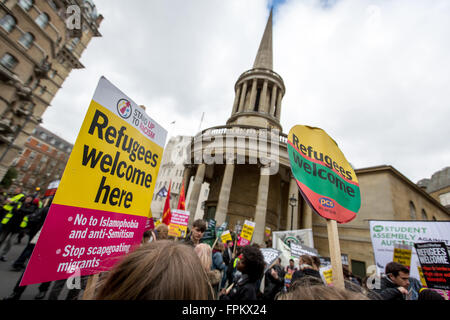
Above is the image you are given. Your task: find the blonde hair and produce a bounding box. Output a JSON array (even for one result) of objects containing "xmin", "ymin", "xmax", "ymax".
[
  {"xmin": 156, "ymin": 223, "xmax": 169, "ymax": 240},
  {"xmin": 95, "ymin": 240, "xmax": 212, "ymax": 300},
  {"xmin": 195, "ymin": 243, "xmax": 212, "ymax": 272}
]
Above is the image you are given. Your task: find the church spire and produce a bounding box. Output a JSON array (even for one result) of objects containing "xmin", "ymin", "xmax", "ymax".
[
  {"xmin": 253, "ymin": 8, "xmax": 273, "ymax": 70},
  {"xmin": 227, "ymin": 7, "xmax": 284, "ymax": 131}
]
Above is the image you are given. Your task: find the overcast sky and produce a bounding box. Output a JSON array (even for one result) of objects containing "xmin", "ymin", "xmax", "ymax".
[{"xmin": 42, "ymin": 0, "xmax": 450, "ymax": 184}]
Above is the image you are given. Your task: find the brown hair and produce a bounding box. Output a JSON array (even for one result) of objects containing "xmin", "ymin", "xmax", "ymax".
[
  {"xmin": 299, "ymin": 255, "xmax": 314, "ymax": 268},
  {"xmin": 278, "ymin": 281, "xmax": 369, "ymax": 300},
  {"xmin": 311, "ymin": 256, "xmax": 321, "ymax": 270},
  {"xmin": 385, "ymin": 262, "xmax": 409, "ymax": 277},
  {"xmin": 213, "ymin": 241, "xmax": 225, "ymax": 252},
  {"xmin": 155, "ymin": 223, "xmax": 169, "ymax": 240},
  {"xmin": 95, "ymin": 240, "xmax": 212, "ymax": 300},
  {"xmin": 193, "ymin": 219, "xmax": 207, "ymax": 232}
]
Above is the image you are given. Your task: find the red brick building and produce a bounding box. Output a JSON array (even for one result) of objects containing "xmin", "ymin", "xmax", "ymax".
[{"xmin": 9, "ymin": 125, "xmax": 72, "ymax": 194}]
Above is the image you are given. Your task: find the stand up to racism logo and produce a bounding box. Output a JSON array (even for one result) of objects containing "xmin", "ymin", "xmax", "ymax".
[{"xmin": 287, "ymin": 125, "xmax": 361, "ymax": 224}]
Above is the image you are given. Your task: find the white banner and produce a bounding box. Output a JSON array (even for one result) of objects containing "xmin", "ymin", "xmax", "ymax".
[
  {"xmin": 369, "ymin": 220, "xmax": 450, "ymax": 280},
  {"xmin": 272, "ymin": 229, "xmax": 314, "ymax": 249},
  {"xmin": 272, "ymin": 229, "xmax": 314, "ymax": 268}
]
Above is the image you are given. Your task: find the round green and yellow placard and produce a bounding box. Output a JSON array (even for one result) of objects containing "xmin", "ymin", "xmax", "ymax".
[{"xmin": 288, "ymin": 125, "xmax": 361, "ymax": 223}]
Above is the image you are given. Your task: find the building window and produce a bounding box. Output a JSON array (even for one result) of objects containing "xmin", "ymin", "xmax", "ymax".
[
  {"xmin": 39, "ymin": 86, "xmax": 46, "ymax": 95},
  {"xmin": 0, "ymin": 53, "xmax": 19, "ymax": 70},
  {"xmin": 35, "ymin": 13, "xmax": 49, "ymax": 29},
  {"xmin": 40, "ymin": 132, "xmax": 47, "ymax": 140},
  {"xmin": 421, "ymin": 209, "xmax": 428, "ymax": 220},
  {"xmin": 439, "ymin": 192, "xmax": 450, "ymax": 207},
  {"xmin": 432, "ymin": 216, "xmax": 437, "ymax": 221},
  {"xmin": 49, "ymin": 69, "xmax": 56, "ymax": 79},
  {"xmin": 19, "ymin": 32, "xmax": 35, "ymax": 49},
  {"xmin": 18, "ymin": 0, "xmax": 34, "ymax": 11},
  {"xmin": 48, "ymin": 0, "xmax": 58, "ymax": 11},
  {"xmin": 67, "ymin": 37, "xmax": 80, "ymax": 51},
  {"xmin": 0, "ymin": 14, "xmax": 16, "ymax": 33},
  {"xmin": 409, "ymin": 201, "xmax": 416, "ymax": 220}
]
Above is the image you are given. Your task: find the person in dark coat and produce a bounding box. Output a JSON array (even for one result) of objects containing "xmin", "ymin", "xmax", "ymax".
[
  {"xmin": 371, "ymin": 262, "xmax": 410, "ymax": 300},
  {"xmin": 0, "ymin": 195, "xmax": 37, "ymax": 261},
  {"xmin": 219, "ymin": 245, "xmax": 265, "ymax": 301},
  {"xmin": 263, "ymin": 258, "xmax": 285, "ymax": 300},
  {"xmin": 291, "ymin": 255, "xmax": 322, "ymax": 288}
]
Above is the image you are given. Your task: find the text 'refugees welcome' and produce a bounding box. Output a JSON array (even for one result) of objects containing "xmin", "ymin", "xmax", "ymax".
[{"xmin": 82, "ymin": 109, "xmax": 159, "ymax": 209}]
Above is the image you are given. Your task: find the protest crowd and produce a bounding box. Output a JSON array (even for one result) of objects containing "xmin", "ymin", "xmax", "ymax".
[{"xmin": 0, "ymin": 185, "xmax": 446, "ymax": 301}]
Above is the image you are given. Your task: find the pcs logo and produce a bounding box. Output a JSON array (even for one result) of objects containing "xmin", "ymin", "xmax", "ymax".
[
  {"xmin": 117, "ymin": 99, "xmax": 132, "ymax": 119},
  {"xmin": 319, "ymin": 197, "xmax": 334, "ymax": 208}
]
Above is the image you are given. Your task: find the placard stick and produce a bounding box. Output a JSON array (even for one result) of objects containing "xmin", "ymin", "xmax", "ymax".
[
  {"xmin": 212, "ymin": 236, "xmax": 219, "ymax": 249},
  {"xmin": 232, "ymin": 236, "xmax": 237, "ymax": 258},
  {"xmin": 225, "ymin": 282, "xmax": 234, "ymax": 294},
  {"xmin": 82, "ymin": 273, "xmax": 99, "ymax": 300},
  {"xmin": 326, "ymin": 219, "xmax": 345, "ymax": 290}
]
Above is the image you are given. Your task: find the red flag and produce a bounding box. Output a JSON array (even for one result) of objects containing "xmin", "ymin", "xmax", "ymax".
[
  {"xmin": 177, "ymin": 180, "xmax": 186, "ymax": 210},
  {"xmin": 162, "ymin": 181, "xmax": 172, "ymax": 226}
]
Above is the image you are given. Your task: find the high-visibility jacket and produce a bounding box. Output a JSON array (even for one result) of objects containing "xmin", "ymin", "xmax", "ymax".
[{"xmin": 2, "ymin": 193, "xmax": 25, "ymax": 213}]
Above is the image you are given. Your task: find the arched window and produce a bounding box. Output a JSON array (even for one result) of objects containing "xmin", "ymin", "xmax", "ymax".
[
  {"xmin": 18, "ymin": 0, "xmax": 34, "ymax": 11},
  {"xmin": 0, "ymin": 53, "xmax": 19, "ymax": 70},
  {"xmin": 409, "ymin": 201, "xmax": 416, "ymax": 220},
  {"xmin": 0, "ymin": 14, "xmax": 17, "ymax": 33},
  {"xmin": 19, "ymin": 32, "xmax": 35, "ymax": 49},
  {"xmin": 67, "ymin": 37, "xmax": 79, "ymax": 51},
  {"xmin": 421, "ymin": 209, "xmax": 428, "ymax": 220},
  {"xmin": 35, "ymin": 13, "xmax": 49, "ymax": 29},
  {"xmin": 432, "ymin": 216, "xmax": 437, "ymax": 221}
]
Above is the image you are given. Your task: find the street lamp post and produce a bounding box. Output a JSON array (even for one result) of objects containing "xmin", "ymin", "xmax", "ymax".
[{"xmin": 289, "ymin": 194, "xmax": 297, "ymax": 231}]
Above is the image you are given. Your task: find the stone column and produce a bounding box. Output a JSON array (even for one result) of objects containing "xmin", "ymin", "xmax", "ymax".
[
  {"xmin": 214, "ymin": 164, "xmax": 235, "ymax": 225},
  {"xmin": 238, "ymin": 81, "xmax": 248, "ymax": 112},
  {"xmin": 275, "ymin": 90, "xmax": 282, "ymax": 119},
  {"xmin": 187, "ymin": 163, "xmax": 206, "ymax": 225},
  {"xmin": 302, "ymin": 200, "xmax": 312, "ymax": 229},
  {"xmin": 269, "ymin": 85, "xmax": 278, "ymax": 116},
  {"xmin": 286, "ymin": 176, "xmax": 298, "ymax": 230},
  {"xmin": 253, "ymin": 166, "xmax": 270, "ymax": 245},
  {"xmin": 182, "ymin": 165, "xmax": 192, "ymax": 193},
  {"xmin": 232, "ymin": 86, "xmax": 241, "ymax": 115},
  {"xmin": 261, "ymin": 80, "xmax": 269, "ymax": 113},
  {"xmin": 248, "ymin": 79, "xmax": 258, "ymax": 111}
]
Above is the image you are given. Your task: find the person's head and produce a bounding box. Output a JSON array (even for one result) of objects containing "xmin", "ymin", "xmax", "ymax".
[
  {"xmin": 155, "ymin": 223, "xmax": 168, "ymax": 240},
  {"xmin": 95, "ymin": 241, "xmax": 212, "ymax": 300},
  {"xmin": 418, "ymin": 288, "xmax": 445, "ymax": 300},
  {"xmin": 342, "ymin": 265, "xmax": 352, "ymax": 279},
  {"xmin": 237, "ymin": 245, "xmax": 265, "ymax": 282},
  {"xmin": 24, "ymin": 195, "xmax": 33, "ymax": 204},
  {"xmin": 311, "ymin": 256, "xmax": 321, "ymax": 271},
  {"xmin": 385, "ymin": 262, "xmax": 410, "ymax": 289},
  {"xmin": 289, "ymin": 259, "xmax": 295, "ymax": 268},
  {"xmin": 14, "ymin": 187, "xmax": 22, "ymax": 194},
  {"xmin": 279, "ymin": 279, "xmax": 369, "ymax": 300},
  {"xmin": 213, "ymin": 241, "xmax": 225, "ymax": 253},
  {"xmin": 299, "ymin": 255, "xmax": 314, "ymax": 270},
  {"xmin": 194, "ymin": 243, "xmax": 212, "ymax": 272},
  {"xmin": 226, "ymin": 240, "xmax": 233, "ymax": 248},
  {"xmin": 142, "ymin": 230, "xmax": 152, "ymax": 244},
  {"xmin": 277, "ymin": 257, "xmax": 282, "ymax": 265},
  {"xmin": 191, "ymin": 219, "xmax": 206, "ymax": 242}
]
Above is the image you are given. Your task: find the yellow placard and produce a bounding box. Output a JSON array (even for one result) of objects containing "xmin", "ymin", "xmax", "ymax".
[
  {"xmin": 417, "ymin": 266, "xmax": 428, "ymax": 287},
  {"xmin": 221, "ymin": 230, "xmax": 232, "ymax": 243},
  {"xmin": 322, "ymin": 268, "xmax": 333, "ymax": 285},
  {"xmin": 240, "ymin": 221, "xmax": 255, "ymax": 241},
  {"xmin": 53, "ymin": 99, "xmax": 164, "ymax": 217},
  {"xmin": 393, "ymin": 247, "xmax": 412, "ymax": 268}
]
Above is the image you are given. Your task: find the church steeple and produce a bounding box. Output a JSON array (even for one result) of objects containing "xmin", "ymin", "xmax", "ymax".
[
  {"xmin": 253, "ymin": 8, "xmax": 273, "ymax": 70},
  {"xmin": 227, "ymin": 9, "xmax": 285, "ymax": 131}
]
